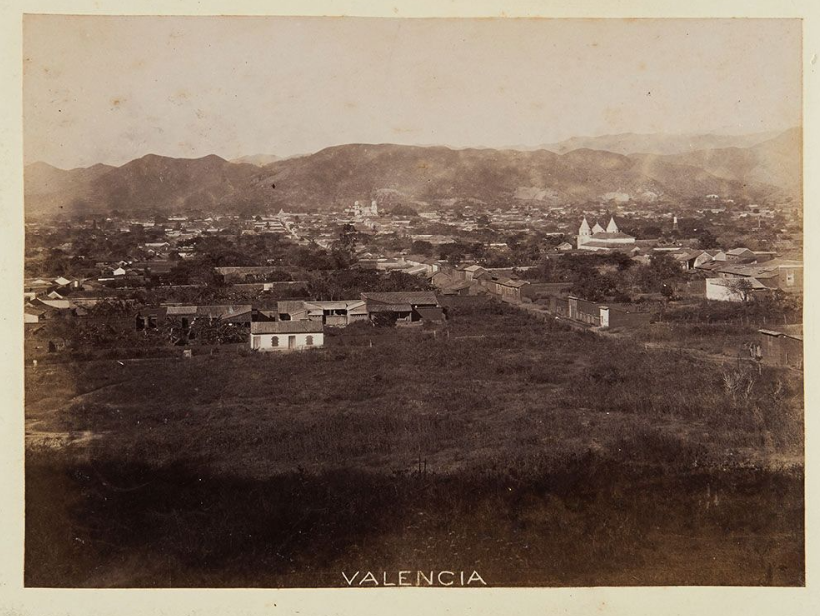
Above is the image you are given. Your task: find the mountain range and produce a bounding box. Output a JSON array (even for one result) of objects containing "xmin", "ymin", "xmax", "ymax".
[
  {"xmin": 532, "ymin": 130, "xmax": 786, "ymax": 156},
  {"xmin": 229, "ymin": 154, "xmax": 281, "ymax": 166},
  {"xmin": 24, "ymin": 128, "xmax": 801, "ymax": 218}
]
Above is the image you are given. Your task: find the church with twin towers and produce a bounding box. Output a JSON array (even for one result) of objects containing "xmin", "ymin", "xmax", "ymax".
[{"xmin": 575, "ymin": 216, "xmax": 636, "ymax": 251}]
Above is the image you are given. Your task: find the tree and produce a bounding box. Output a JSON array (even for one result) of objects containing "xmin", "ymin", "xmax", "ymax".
[
  {"xmin": 697, "ymin": 229, "xmax": 720, "ymax": 250},
  {"xmin": 390, "ymin": 204, "xmax": 419, "ymax": 217},
  {"xmin": 543, "ymin": 234, "xmax": 570, "ymax": 248},
  {"xmin": 371, "ymin": 312, "xmax": 397, "ymax": 328},
  {"xmin": 439, "ymin": 242, "xmax": 469, "ymax": 266},
  {"xmin": 640, "ymin": 225, "xmax": 663, "ymax": 239},
  {"xmin": 332, "ymin": 223, "xmax": 359, "ymax": 268},
  {"xmin": 723, "ymin": 277, "xmax": 756, "ymax": 303},
  {"xmin": 648, "ymin": 252, "xmax": 683, "ymax": 281},
  {"xmin": 610, "ymin": 251, "xmax": 634, "ymax": 272},
  {"xmin": 411, "ymin": 240, "xmax": 434, "ymax": 256},
  {"xmin": 571, "ymin": 269, "xmax": 617, "ymax": 302}
]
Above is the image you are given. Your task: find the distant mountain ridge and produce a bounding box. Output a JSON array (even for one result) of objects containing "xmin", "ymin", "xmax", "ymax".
[
  {"xmin": 25, "ymin": 129, "xmax": 801, "ymax": 217},
  {"xmin": 629, "ymin": 128, "xmax": 802, "ymax": 200},
  {"xmin": 230, "ymin": 154, "xmax": 281, "ymax": 166},
  {"xmin": 534, "ymin": 130, "xmax": 785, "ymax": 156}
]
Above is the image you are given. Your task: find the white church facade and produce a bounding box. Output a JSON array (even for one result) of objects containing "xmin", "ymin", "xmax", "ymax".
[
  {"xmin": 347, "ymin": 200, "xmax": 379, "ymax": 218},
  {"xmin": 576, "ymin": 216, "xmax": 636, "ymax": 251}
]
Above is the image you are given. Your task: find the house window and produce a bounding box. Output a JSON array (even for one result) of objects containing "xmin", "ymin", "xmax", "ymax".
[
  {"xmin": 270, "ymin": 336, "xmax": 279, "ymax": 347},
  {"xmin": 306, "ymin": 335, "xmax": 314, "ymax": 346},
  {"xmin": 786, "ymin": 272, "xmax": 795, "ymax": 287}
]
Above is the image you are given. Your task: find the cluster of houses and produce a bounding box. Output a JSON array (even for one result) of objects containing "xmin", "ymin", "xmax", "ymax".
[
  {"xmin": 24, "ymin": 269, "xmax": 801, "ymax": 368},
  {"xmin": 247, "ymin": 291, "xmax": 444, "ymax": 351},
  {"xmin": 24, "ymin": 276, "xmax": 103, "ymax": 323},
  {"xmin": 134, "ymin": 291, "xmax": 445, "ymax": 352},
  {"xmin": 567, "ymin": 217, "xmax": 803, "ymax": 303},
  {"xmin": 24, "ymin": 204, "xmax": 803, "ymax": 367},
  {"xmin": 431, "ymin": 264, "xmax": 534, "ymax": 303}
]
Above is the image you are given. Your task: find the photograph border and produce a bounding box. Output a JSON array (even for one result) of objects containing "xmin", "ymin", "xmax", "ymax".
[{"xmin": 1, "ymin": 1, "xmax": 818, "ymax": 614}]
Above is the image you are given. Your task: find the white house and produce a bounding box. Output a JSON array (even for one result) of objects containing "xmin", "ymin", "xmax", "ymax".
[
  {"xmin": 249, "ymin": 321, "xmax": 324, "ymax": 351},
  {"xmin": 705, "ymin": 277, "xmax": 768, "ymax": 302}
]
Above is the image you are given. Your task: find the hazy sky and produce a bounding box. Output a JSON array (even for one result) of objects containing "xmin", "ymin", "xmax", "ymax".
[{"xmin": 24, "ymin": 16, "xmax": 802, "ymax": 169}]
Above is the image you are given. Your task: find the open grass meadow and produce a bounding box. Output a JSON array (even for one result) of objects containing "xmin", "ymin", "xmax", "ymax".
[{"xmin": 25, "ymin": 297, "xmax": 804, "ymax": 587}]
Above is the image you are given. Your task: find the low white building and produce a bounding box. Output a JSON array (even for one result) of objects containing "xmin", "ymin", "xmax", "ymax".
[
  {"xmin": 249, "ymin": 321, "xmax": 324, "ymax": 351},
  {"xmin": 705, "ymin": 277, "xmax": 768, "ymax": 302}
]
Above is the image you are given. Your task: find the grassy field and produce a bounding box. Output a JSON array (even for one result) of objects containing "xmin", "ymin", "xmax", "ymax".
[{"xmin": 25, "ymin": 297, "xmax": 804, "ymax": 587}]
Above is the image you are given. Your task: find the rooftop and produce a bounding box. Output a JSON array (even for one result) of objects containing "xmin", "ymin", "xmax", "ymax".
[
  {"xmin": 591, "ymin": 232, "xmax": 635, "ymax": 240},
  {"xmin": 362, "ymin": 291, "xmax": 439, "ymax": 306},
  {"xmin": 251, "ymin": 321, "xmax": 324, "ymax": 334},
  {"xmin": 367, "ymin": 303, "xmax": 413, "ymax": 313}
]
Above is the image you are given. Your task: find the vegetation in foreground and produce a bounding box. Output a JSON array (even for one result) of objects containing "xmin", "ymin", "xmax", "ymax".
[{"xmin": 25, "ymin": 297, "xmax": 804, "ymax": 587}]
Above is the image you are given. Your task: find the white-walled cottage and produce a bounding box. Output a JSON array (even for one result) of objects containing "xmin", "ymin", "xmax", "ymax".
[{"xmin": 250, "ymin": 321, "xmax": 324, "ymax": 352}]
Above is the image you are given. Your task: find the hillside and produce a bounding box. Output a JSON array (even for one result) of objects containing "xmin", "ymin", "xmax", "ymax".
[
  {"xmin": 26, "ymin": 154, "xmax": 262, "ymax": 217},
  {"xmin": 25, "ymin": 162, "xmax": 116, "ymax": 216},
  {"xmin": 24, "ymin": 129, "xmax": 800, "ymax": 217},
  {"xmin": 630, "ymin": 128, "xmax": 802, "ymax": 201},
  {"xmin": 642, "ymin": 129, "xmax": 803, "ymax": 196}
]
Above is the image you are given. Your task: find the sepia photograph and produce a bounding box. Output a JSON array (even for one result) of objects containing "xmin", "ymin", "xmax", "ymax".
[{"xmin": 18, "ymin": 11, "xmax": 806, "ymax": 592}]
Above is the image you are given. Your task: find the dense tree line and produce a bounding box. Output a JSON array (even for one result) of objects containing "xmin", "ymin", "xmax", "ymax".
[{"xmin": 519, "ymin": 252, "xmax": 685, "ymax": 302}]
